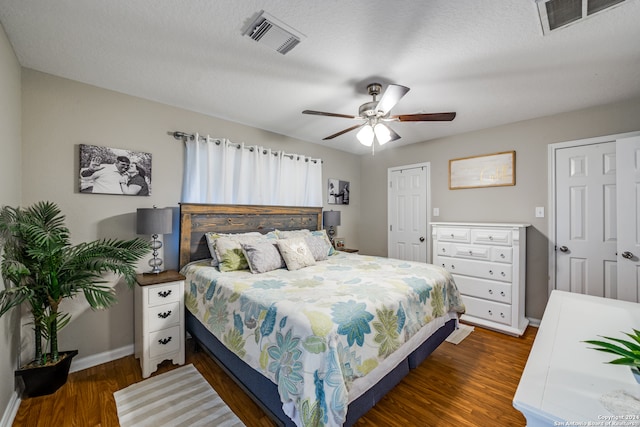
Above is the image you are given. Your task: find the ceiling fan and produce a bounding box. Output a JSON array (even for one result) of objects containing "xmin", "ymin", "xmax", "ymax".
[{"xmin": 302, "ymin": 83, "xmax": 456, "ymax": 152}]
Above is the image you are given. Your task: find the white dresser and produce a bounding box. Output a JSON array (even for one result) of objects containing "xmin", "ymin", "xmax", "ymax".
[
  {"xmin": 135, "ymin": 270, "xmax": 185, "ymax": 378},
  {"xmin": 432, "ymin": 222, "xmax": 529, "ymax": 336}
]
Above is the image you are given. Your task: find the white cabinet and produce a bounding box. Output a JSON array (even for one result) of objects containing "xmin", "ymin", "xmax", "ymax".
[
  {"xmin": 135, "ymin": 270, "xmax": 185, "ymax": 378},
  {"xmin": 513, "ymin": 291, "xmax": 640, "ymax": 425},
  {"xmin": 432, "ymin": 222, "xmax": 529, "ymax": 336}
]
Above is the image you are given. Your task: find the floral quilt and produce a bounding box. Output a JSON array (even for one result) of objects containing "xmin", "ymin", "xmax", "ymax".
[{"xmin": 182, "ymin": 252, "xmax": 464, "ymax": 427}]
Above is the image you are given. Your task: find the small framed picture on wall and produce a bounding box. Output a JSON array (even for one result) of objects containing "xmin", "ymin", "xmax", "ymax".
[
  {"xmin": 328, "ymin": 179, "xmax": 350, "ymax": 205},
  {"xmin": 334, "ymin": 237, "xmax": 345, "ymax": 249}
]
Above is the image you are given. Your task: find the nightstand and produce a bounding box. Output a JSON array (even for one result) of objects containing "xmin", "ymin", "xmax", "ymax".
[
  {"xmin": 134, "ymin": 270, "xmax": 185, "ymax": 378},
  {"xmin": 339, "ymin": 248, "xmax": 359, "ymax": 253}
]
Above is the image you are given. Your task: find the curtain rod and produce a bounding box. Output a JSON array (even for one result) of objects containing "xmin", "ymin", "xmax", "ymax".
[{"xmin": 169, "ymin": 131, "xmax": 322, "ymax": 164}]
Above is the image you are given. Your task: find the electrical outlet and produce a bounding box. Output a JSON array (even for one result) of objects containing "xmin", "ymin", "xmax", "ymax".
[{"xmin": 535, "ymin": 207, "xmax": 544, "ymax": 218}]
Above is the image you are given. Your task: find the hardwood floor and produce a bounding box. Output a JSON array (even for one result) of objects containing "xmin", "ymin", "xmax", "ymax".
[{"xmin": 12, "ymin": 324, "xmax": 536, "ymax": 427}]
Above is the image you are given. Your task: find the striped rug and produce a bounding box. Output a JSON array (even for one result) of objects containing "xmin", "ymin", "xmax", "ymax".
[{"xmin": 114, "ymin": 364, "xmax": 245, "ymax": 427}]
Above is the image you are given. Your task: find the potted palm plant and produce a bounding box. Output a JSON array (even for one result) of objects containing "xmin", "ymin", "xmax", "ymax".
[
  {"xmin": 0, "ymin": 201, "xmax": 150, "ymax": 397},
  {"xmin": 584, "ymin": 329, "xmax": 640, "ymax": 383}
]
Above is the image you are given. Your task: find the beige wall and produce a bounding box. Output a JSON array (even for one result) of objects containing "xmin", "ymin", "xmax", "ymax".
[
  {"xmin": 0, "ymin": 22, "xmax": 22, "ymax": 420},
  {"xmin": 360, "ymin": 96, "xmax": 640, "ymax": 319},
  {"xmin": 21, "ymin": 69, "xmax": 361, "ymax": 361}
]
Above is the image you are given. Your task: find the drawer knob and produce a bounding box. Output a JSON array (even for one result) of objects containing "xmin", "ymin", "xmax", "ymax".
[
  {"xmin": 489, "ymin": 235, "xmax": 493, "ymax": 240},
  {"xmin": 442, "ymin": 247, "xmax": 446, "ymax": 252},
  {"xmin": 500, "ymin": 291, "xmax": 505, "ymax": 297},
  {"xmin": 500, "ymin": 253, "xmax": 505, "ymax": 258},
  {"xmin": 489, "ymin": 270, "xmax": 493, "ymax": 275},
  {"xmin": 450, "ymin": 233, "xmax": 454, "ymax": 238},
  {"xmin": 158, "ymin": 337, "xmax": 172, "ymax": 345},
  {"xmin": 501, "ymin": 271, "xmax": 506, "ymax": 276},
  {"xmin": 488, "ymin": 310, "xmax": 493, "ymax": 316},
  {"xmin": 500, "ymin": 313, "xmax": 505, "ymax": 318},
  {"xmin": 158, "ymin": 310, "xmax": 172, "ymax": 319},
  {"xmin": 451, "ymin": 264, "xmax": 455, "ymax": 269},
  {"xmin": 488, "ymin": 289, "xmax": 493, "ymax": 294},
  {"xmin": 468, "ymin": 250, "xmax": 473, "ymax": 255},
  {"xmin": 158, "ymin": 290, "xmax": 172, "ymax": 298}
]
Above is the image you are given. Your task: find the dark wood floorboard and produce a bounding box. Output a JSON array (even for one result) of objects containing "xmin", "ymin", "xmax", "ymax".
[{"xmin": 12, "ymin": 323, "xmax": 536, "ymax": 426}]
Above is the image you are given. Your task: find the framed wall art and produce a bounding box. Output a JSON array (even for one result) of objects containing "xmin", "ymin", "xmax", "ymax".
[
  {"xmin": 449, "ymin": 151, "xmax": 515, "ymax": 190},
  {"xmin": 328, "ymin": 178, "xmax": 350, "ymax": 205},
  {"xmin": 79, "ymin": 144, "xmax": 152, "ymax": 196}
]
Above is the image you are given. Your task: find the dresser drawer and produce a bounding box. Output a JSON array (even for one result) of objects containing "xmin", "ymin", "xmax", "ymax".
[
  {"xmin": 149, "ymin": 325, "xmax": 181, "ymax": 358},
  {"xmin": 436, "ymin": 256, "xmax": 512, "ymax": 283},
  {"xmin": 435, "ymin": 227, "xmax": 470, "ymax": 243},
  {"xmin": 462, "ymin": 295, "xmax": 512, "ymax": 326},
  {"xmin": 471, "ymin": 228, "xmax": 512, "ymax": 246},
  {"xmin": 147, "ymin": 283, "xmax": 181, "ymax": 306},
  {"xmin": 148, "ymin": 301, "xmax": 181, "ymax": 332},
  {"xmin": 453, "ymin": 275, "xmax": 512, "ymax": 304},
  {"xmin": 491, "ymin": 247, "xmax": 513, "ymax": 263},
  {"xmin": 450, "ymin": 243, "xmax": 491, "ymax": 261}
]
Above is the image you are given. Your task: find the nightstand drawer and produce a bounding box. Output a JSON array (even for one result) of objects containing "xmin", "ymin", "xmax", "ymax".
[
  {"xmin": 148, "ymin": 301, "xmax": 181, "ymax": 331},
  {"xmin": 147, "ymin": 283, "xmax": 181, "ymax": 306},
  {"xmin": 149, "ymin": 325, "xmax": 181, "ymax": 358}
]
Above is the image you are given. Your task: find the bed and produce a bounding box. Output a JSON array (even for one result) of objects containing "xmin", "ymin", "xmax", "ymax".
[{"xmin": 179, "ymin": 203, "xmax": 465, "ymax": 426}]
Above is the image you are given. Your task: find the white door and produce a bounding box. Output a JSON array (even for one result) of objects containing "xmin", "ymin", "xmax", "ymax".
[
  {"xmin": 616, "ymin": 136, "xmax": 640, "ymax": 302},
  {"xmin": 552, "ymin": 132, "xmax": 640, "ymax": 302},
  {"xmin": 388, "ymin": 163, "xmax": 430, "ymax": 262},
  {"xmin": 555, "ymin": 142, "xmax": 618, "ymax": 297}
]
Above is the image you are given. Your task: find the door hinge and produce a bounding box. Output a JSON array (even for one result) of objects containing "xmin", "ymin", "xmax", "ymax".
[
  {"xmin": 390, "ymin": 225, "xmax": 393, "ymax": 231},
  {"xmin": 389, "ymin": 181, "xmax": 392, "ymax": 188}
]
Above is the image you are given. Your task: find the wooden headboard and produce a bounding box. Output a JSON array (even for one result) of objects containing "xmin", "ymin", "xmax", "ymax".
[{"xmin": 179, "ymin": 203, "xmax": 323, "ymax": 269}]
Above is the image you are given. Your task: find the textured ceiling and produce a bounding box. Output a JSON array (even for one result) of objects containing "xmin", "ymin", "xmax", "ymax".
[{"xmin": 1, "ymin": 1, "xmax": 639, "ymax": 154}]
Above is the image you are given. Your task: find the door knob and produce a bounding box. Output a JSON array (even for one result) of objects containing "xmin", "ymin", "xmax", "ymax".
[
  {"xmin": 622, "ymin": 251, "xmax": 634, "ymax": 260},
  {"xmin": 559, "ymin": 246, "xmax": 569, "ymax": 252},
  {"xmin": 419, "ymin": 236, "xmax": 425, "ymax": 242}
]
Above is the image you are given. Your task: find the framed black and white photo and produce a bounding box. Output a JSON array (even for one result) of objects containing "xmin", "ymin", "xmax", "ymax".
[
  {"xmin": 79, "ymin": 144, "xmax": 152, "ymax": 196},
  {"xmin": 327, "ymin": 178, "xmax": 350, "ymax": 205}
]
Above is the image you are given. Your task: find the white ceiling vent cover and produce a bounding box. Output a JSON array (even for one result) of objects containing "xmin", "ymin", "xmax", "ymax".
[
  {"xmin": 535, "ymin": 0, "xmax": 627, "ymax": 34},
  {"xmin": 242, "ymin": 11, "xmax": 305, "ymax": 55}
]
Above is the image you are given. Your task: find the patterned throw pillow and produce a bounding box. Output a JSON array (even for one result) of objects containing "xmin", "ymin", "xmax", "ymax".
[
  {"xmin": 205, "ymin": 231, "xmax": 262, "ymax": 267},
  {"xmin": 305, "ymin": 235, "xmax": 330, "ymax": 261},
  {"xmin": 241, "ymin": 241, "xmax": 285, "ymax": 274},
  {"xmin": 310, "ymin": 229, "xmax": 336, "ymax": 256},
  {"xmin": 276, "ymin": 238, "xmax": 316, "ymax": 271}
]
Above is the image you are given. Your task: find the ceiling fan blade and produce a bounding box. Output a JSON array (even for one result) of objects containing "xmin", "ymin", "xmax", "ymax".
[
  {"xmin": 302, "ymin": 110, "xmax": 357, "ymax": 119},
  {"xmin": 391, "ymin": 112, "xmax": 456, "ymax": 122},
  {"xmin": 323, "ymin": 124, "xmax": 363, "ymax": 140},
  {"xmin": 387, "ymin": 126, "xmax": 401, "ymax": 142},
  {"xmin": 375, "ymin": 84, "xmax": 410, "ymax": 115}
]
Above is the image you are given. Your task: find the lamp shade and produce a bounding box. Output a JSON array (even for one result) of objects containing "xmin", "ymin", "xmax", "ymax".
[
  {"xmin": 137, "ymin": 208, "xmax": 173, "ymax": 235},
  {"xmin": 323, "ymin": 210, "xmax": 341, "ymax": 227}
]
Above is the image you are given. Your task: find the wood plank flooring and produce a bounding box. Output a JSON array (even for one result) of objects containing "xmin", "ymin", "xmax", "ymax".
[{"xmin": 12, "ymin": 324, "xmax": 536, "ymax": 426}]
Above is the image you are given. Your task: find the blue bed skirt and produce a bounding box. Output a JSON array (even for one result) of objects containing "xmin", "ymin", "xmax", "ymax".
[{"xmin": 186, "ymin": 309, "xmax": 455, "ymax": 426}]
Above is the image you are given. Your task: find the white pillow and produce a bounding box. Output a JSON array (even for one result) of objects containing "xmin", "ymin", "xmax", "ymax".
[{"xmin": 276, "ymin": 238, "xmax": 316, "ymax": 271}]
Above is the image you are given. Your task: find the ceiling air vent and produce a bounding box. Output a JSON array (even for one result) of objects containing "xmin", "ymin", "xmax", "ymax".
[
  {"xmin": 242, "ymin": 10, "xmax": 305, "ymax": 55},
  {"xmin": 535, "ymin": 0, "xmax": 626, "ymax": 34}
]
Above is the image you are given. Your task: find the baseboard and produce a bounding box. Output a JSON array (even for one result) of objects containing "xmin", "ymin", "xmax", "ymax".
[
  {"xmin": 0, "ymin": 391, "xmax": 20, "ymax": 427},
  {"xmin": 70, "ymin": 344, "xmax": 134, "ymax": 373},
  {"xmin": 527, "ymin": 317, "xmax": 541, "ymax": 328}
]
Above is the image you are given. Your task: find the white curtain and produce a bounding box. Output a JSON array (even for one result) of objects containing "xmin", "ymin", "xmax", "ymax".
[{"xmin": 181, "ymin": 134, "xmax": 322, "ymax": 206}]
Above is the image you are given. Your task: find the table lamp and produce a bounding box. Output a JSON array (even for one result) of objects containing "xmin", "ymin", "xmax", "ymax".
[
  {"xmin": 137, "ymin": 206, "xmax": 173, "ymax": 274},
  {"xmin": 323, "ymin": 210, "xmax": 341, "ymax": 245}
]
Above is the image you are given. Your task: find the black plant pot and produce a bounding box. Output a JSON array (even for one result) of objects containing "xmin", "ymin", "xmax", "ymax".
[{"xmin": 15, "ymin": 350, "xmax": 78, "ymax": 398}]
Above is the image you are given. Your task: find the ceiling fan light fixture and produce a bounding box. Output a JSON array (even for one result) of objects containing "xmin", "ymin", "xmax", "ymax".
[
  {"xmin": 357, "ymin": 125, "xmax": 374, "ymax": 146},
  {"xmin": 374, "ymin": 123, "xmax": 392, "ymax": 145}
]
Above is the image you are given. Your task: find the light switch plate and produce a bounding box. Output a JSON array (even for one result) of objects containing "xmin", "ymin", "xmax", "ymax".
[
  {"xmin": 433, "ymin": 207, "xmax": 440, "ymax": 217},
  {"xmin": 535, "ymin": 207, "xmax": 544, "ymax": 218}
]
